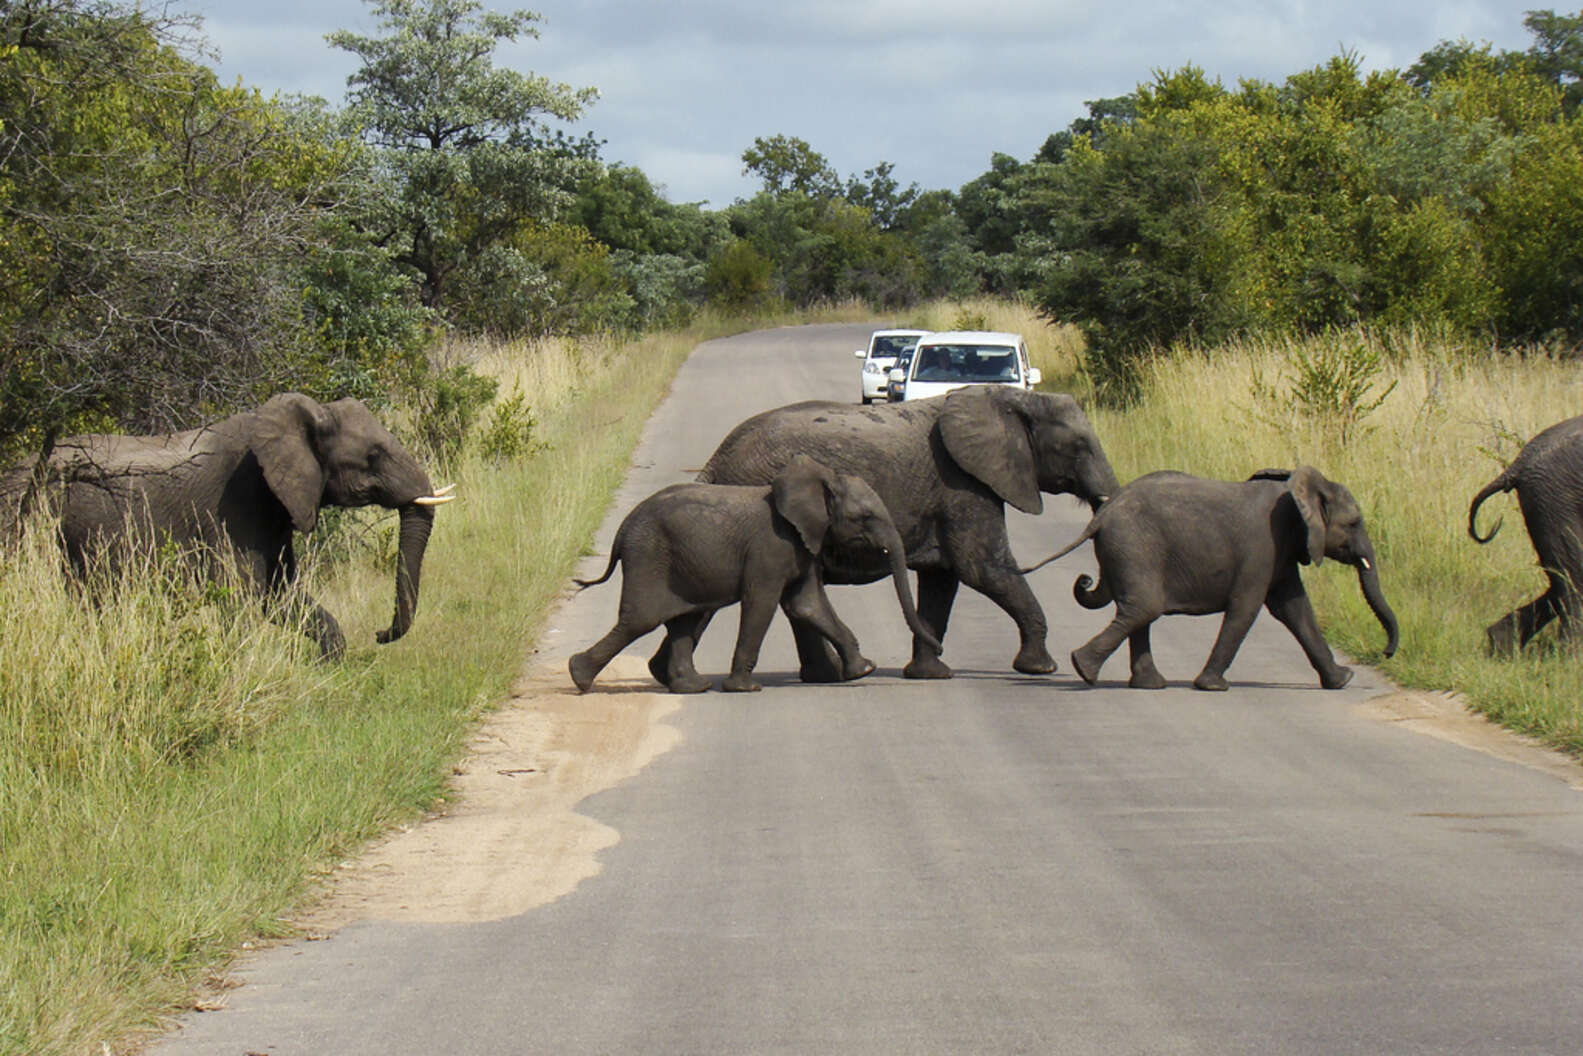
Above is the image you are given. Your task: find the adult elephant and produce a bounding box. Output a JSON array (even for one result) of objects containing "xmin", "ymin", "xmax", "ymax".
[
  {"xmin": 1, "ymin": 393, "xmax": 454, "ymax": 658},
  {"xmin": 687, "ymin": 385, "xmax": 1120, "ymax": 680},
  {"xmin": 1468, "ymin": 413, "xmax": 1583, "ymax": 653}
]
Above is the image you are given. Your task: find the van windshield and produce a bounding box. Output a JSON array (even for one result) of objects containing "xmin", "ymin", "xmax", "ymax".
[{"xmin": 912, "ymin": 344, "xmax": 1020, "ymax": 383}]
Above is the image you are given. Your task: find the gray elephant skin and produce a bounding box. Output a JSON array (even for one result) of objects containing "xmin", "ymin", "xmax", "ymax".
[
  {"xmin": 570, "ymin": 455, "xmax": 939, "ymax": 694},
  {"xmin": 0, "ymin": 393, "xmax": 454, "ymax": 657},
  {"xmin": 691, "ymin": 385, "xmax": 1120, "ymax": 681},
  {"xmin": 1468, "ymin": 413, "xmax": 1583, "ymax": 653},
  {"xmin": 1026, "ymin": 467, "xmax": 1400, "ymax": 691}
]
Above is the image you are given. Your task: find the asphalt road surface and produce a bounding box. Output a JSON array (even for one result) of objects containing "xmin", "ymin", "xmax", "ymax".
[{"xmin": 157, "ymin": 323, "xmax": 1583, "ymax": 1055}]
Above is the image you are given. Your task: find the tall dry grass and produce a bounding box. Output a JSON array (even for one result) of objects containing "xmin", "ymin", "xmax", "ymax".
[{"xmin": 1095, "ymin": 329, "xmax": 1583, "ymax": 752}]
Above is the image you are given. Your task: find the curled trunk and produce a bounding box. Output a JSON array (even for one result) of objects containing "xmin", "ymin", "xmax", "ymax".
[
  {"xmin": 378, "ymin": 504, "xmax": 434, "ymax": 644},
  {"xmin": 1357, "ymin": 559, "xmax": 1400, "ymax": 658}
]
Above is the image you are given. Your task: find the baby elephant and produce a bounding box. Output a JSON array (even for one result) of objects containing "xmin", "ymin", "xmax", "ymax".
[
  {"xmin": 1025, "ymin": 467, "xmax": 1400, "ymax": 691},
  {"xmin": 570, "ymin": 455, "xmax": 939, "ymax": 693}
]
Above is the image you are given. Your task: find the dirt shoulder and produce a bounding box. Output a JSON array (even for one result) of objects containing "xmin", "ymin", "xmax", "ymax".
[{"xmin": 307, "ymin": 655, "xmax": 680, "ymax": 928}]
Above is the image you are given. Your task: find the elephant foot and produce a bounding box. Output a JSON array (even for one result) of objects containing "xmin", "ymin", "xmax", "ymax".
[
  {"xmin": 797, "ymin": 655, "xmax": 845, "ymax": 683},
  {"xmin": 1192, "ymin": 672, "xmax": 1229, "ymax": 692},
  {"xmin": 647, "ymin": 652, "xmax": 669, "ymax": 686},
  {"xmin": 1485, "ymin": 622, "xmax": 1518, "ymax": 657},
  {"xmin": 840, "ymin": 657, "xmax": 876, "ymax": 682},
  {"xmin": 1013, "ymin": 645, "xmax": 1058, "ymax": 675},
  {"xmin": 1129, "ymin": 669, "xmax": 1167, "ymax": 690},
  {"xmin": 1069, "ymin": 647, "xmax": 1101, "ymax": 686},
  {"xmin": 720, "ymin": 674, "xmax": 762, "ymax": 693},
  {"xmin": 667, "ymin": 674, "xmax": 714, "ymax": 694},
  {"xmin": 1320, "ymin": 666, "xmax": 1354, "ymax": 691},
  {"xmin": 569, "ymin": 652, "xmax": 599, "ymax": 693},
  {"xmin": 903, "ymin": 655, "xmax": 954, "ymax": 680}
]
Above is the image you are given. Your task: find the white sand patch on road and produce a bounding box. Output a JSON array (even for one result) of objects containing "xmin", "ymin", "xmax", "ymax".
[{"xmin": 308, "ymin": 655, "xmax": 680, "ymax": 927}]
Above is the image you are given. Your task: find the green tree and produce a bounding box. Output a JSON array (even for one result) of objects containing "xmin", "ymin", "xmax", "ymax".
[
  {"xmin": 0, "ymin": 0, "xmax": 390, "ymax": 458},
  {"xmin": 329, "ymin": 0, "xmax": 597, "ymax": 326},
  {"xmin": 741, "ymin": 134, "xmax": 840, "ymax": 198}
]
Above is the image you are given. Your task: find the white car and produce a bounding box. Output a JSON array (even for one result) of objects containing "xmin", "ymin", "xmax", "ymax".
[
  {"xmin": 888, "ymin": 330, "xmax": 1042, "ymax": 402},
  {"xmin": 855, "ymin": 328, "xmax": 930, "ymax": 404}
]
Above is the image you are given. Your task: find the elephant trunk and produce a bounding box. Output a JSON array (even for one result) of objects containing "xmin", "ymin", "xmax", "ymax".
[
  {"xmin": 881, "ymin": 523, "xmax": 942, "ymax": 655},
  {"xmin": 378, "ymin": 503, "xmax": 434, "ymax": 644},
  {"xmin": 1356, "ymin": 553, "xmax": 1399, "ymax": 658},
  {"xmin": 1081, "ymin": 453, "xmax": 1122, "ymax": 511}
]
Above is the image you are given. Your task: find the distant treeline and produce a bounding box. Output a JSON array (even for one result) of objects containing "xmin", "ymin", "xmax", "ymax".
[{"xmin": 4, "ymin": 1, "xmax": 1580, "ymax": 460}]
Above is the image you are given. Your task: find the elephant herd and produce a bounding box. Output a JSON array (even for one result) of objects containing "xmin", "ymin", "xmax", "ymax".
[{"xmin": 1, "ymin": 382, "xmax": 1580, "ymax": 693}]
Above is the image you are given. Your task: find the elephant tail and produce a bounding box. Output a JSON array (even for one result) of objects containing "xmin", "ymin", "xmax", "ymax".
[
  {"xmin": 1467, "ymin": 468, "xmax": 1516, "ymax": 544},
  {"xmin": 1073, "ymin": 573, "xmax": 1112, "ymax": 609},
  {"xmin": 573, "ymin": 551, "xmax": 620, "ymax": 590},
  {"xmin": 1019, "ymin": 518, "xmax": 1099, "ymax": 575}
]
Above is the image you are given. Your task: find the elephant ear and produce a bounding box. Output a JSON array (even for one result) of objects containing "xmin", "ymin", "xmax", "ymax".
[
  {"xmin": 938, "ymin": 386, "xmax": 1042, "ymax": 515},
  {"xmin": 771, "ymin": 454, "xmax": 835, "ymax": 555},
  {"xmin": 250, "ymin": 393, "xmax": 335, "ymax": 534},
  {"xmin": 1287, "ymin": 465, "xmax": 1328, "ymax": 567}
]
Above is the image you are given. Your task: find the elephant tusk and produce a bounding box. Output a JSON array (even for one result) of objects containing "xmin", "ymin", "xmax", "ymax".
[
  {"xmin": 1359, "ymin": 557, "xmax": 1372, "ymax": 572},
  {"xmin": 413, "ymin": 494, "xmax": 457, "ymax": 507},
  {"xmin": 433, "ymin": 483, "xmax": 457, "ymax": 496}
]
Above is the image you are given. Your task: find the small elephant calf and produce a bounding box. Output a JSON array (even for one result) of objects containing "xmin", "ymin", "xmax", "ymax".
[
  {"xmin": 570, "ymin": 455, "xmax": 939, "ymax": 694},
  {"xmin": 1025, "ymin": 467, "xmax": 1399, "ymax": 691}
]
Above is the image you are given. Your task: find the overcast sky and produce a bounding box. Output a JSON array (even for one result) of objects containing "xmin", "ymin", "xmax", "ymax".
[{"xmin": 181, "ymin": 0, "xmax": 1544, "ymax": 208}]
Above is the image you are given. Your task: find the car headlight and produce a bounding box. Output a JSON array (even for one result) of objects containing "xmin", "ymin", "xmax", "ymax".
[{"xmin": 863, "ymin": 362, "xmax": 883, "ymax": 375}]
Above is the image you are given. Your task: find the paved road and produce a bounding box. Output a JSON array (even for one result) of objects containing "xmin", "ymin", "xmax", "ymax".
[{"xmin": 158, "ymin": 324, "xmax": 1583, "ymax": 1055}]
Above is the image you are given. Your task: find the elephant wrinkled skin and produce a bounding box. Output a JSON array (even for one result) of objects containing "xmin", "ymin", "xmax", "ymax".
[
  {"xmin": 691, "ymin": 385, "xmax": 1120, "ymax": 681},
  {"xmin": 570, "ymin": 455, "xmax": 938, "ymax": 694},
  {"xmin": 1026, "ymin": 467, "xmax": 1400, "ymax": 691},
  {"xmin": 0, "ymin": 393, "xmax": 453, "ymax": 657},
  {"xmin": 1468, "ymin": 413, "xmax": 1583, "ymax": 653}
]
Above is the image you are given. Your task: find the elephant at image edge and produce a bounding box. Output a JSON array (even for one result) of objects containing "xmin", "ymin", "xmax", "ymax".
[
  {"xmin": 1468, "ymin": 413, "xmax": 1583, "ymax": 653},
  {"xmin": 0, "ymin": 393, "xmax": 454, "ymax": 658},
  {"xmin": 569, "ymin": 455, "xmax": 940, "ymax": 693},
  {"xmin": 1024, "ymin": 467, "xmax": 1400, "ymax": 690},
  {"xmin": 683, "ymin": 385, "xmax": 1120, "ymax": 681}
]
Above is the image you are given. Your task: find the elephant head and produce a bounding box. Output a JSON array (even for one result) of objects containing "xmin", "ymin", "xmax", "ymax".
[
  {"xmin": 938, "ymin": 386, "xmax": 1119, "ymax": 514},
  {"xmin": 248, "ymin": 394, "xmax": 454, "ymax": 645},
  {"xmin": 1270, "ymin": 466, "xmax": 1399, "ymax": 658},
  {"xmin": 771, "ymin": 455, "xmax": 942, "ymax": 654}
]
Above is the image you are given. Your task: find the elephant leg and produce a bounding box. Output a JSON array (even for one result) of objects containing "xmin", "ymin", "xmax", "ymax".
[
  {"xmin": 1071, "ymin": 606, "xmax": 1151, "ymax": 686},
  {"xmin": 1126, "ymin": 625, "xmax": 1167, "ymax": 689},
  {"xmin": 1265, "ymin": 575, "xmax": 1351, "ymax": 690},
  {"xmin": 570, "ymin": 624, "xmax": 642, "ymax": 693},
  {"xmin": 782, "ymin": 577, "xmax": 873, "ymax": 682},
  {"xmin": 723, "ymin": 589, "xmax": 780, "ymax": 693},
  {"xmin": 784, "ymin": 621, "xmax": 843, "ymax": 683},
  {"xmin": 905, "ymin": 568, "xmax": 959, "ymax": 679},
  {"xmin": 952, "ymin": 544, "xmax": 1055, "ymax": 675},
  {"xmin": 263, "ymin": 546, "xmax": 346, "ymax": 660},
  {"xmin": 1193, "ymin": 598, "xmax": 1263, "ymax": 692},
  {"xmin": 660, "ymin": 612, "xmax": 713, "ymax": 694},
  {"xmin": 1487, "ymin": 587, "xmax": 1562, "ymax": 655},
  {"xmin": 304, "ymin": 599, "xmax": 347, "ymax": 660},
  {"xmin": 651, "ymin": 609, "xmax": 715, "ymax": 685}
]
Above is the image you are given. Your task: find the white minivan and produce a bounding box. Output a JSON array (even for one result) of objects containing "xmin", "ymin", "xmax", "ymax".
[
  {"xmin": 855, "ymin": 328, "xmax": 930, "ymax": 404},
  {"xmin": 888, "ymin": 330, "xmax": 1041, "ymax": 401}
]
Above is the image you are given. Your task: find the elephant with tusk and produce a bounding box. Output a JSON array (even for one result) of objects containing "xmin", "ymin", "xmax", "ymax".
[{"xmin": 1, "ymin": 393, "xmax": 454, "ymax": 658}]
